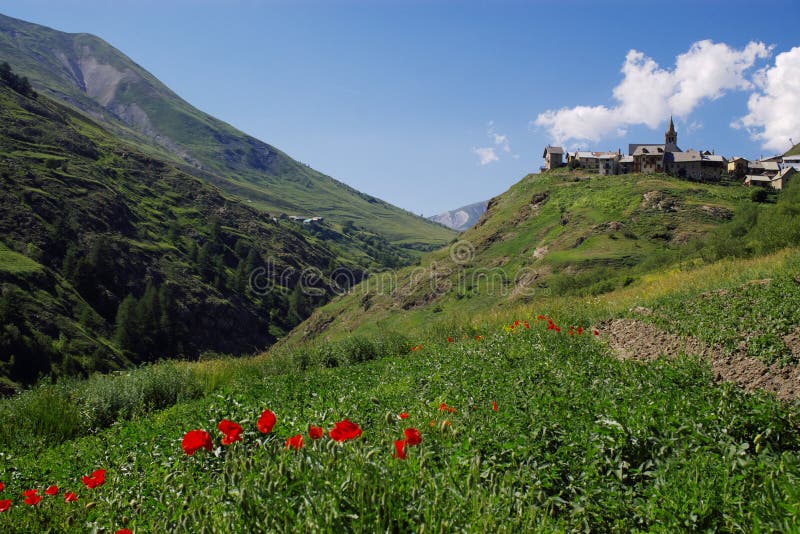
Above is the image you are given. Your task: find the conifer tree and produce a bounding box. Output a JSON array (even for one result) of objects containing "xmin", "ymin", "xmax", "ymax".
[{"xmin": 114, "ymin": 294, "xmax": 138, "ymax": 354}]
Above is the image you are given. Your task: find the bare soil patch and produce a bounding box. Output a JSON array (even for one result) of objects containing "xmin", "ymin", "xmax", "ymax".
[{"xmin": 600, "ymin": 318, "xmax": 800, "ymax": 400}]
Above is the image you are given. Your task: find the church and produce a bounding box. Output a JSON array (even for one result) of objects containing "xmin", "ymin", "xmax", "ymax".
[{"xmin": 628, "ymin": 118, "xmax": 726, "ymax": 180}]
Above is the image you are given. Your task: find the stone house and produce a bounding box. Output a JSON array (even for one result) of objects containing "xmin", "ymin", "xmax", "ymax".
[
  {"xmin": 727, "ymin": 157, "xmax": 749, "ymax": 178},
  {"xmin": 542, "ymin": 145, "xmax": 564, "ymax": 170},
  {"xmin": 746, "ymin": 167, "xmax": 796, "ymax": 190}
]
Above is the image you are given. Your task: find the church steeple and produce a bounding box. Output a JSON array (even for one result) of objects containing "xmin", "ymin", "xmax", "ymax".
[{"xmin": 665, "ymin": 116, "xmax": 677, "ymax": 146}]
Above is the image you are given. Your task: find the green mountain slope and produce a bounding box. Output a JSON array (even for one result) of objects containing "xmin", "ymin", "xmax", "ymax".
[
  {"xmin": 286, "ymin": 169, "xmax": 762, "ymax": 343},
  {"xmin": 0, "ymin": 70, "xmax": 384, "ymax": 389},
  {"xmin": 786, "ymin": 142, "xmax": 800, "ymax": 156},
  {"xmin": 0, "ymin": 12, "xmax": 454, "ymax": 252}
]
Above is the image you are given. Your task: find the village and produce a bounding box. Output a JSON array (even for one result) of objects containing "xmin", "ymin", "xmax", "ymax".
[{"xmin": 542, "ymin": 117, "xmax": 799, "ymax": 190}]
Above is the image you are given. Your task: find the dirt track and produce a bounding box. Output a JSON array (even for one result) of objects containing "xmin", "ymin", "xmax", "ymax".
[{"xmin": 600, "ymin": 318, "xmax": 800, "ymax": 401}]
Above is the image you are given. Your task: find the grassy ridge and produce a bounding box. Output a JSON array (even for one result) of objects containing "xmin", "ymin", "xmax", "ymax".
[
  {"xmin": 1, "ymin": 321, "xmax": 798, "ymax": 532},
  {"xmin": 287, "ymin": 169, "xmax": 754, "ymax": 345}
]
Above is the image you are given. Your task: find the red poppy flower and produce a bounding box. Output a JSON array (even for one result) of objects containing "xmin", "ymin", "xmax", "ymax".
[
  {"xmin": 393, "ymin": 439, "xmax": 407, "ymax": 459},
  {"xmin": 475, "ymin": 336, "xmax": 483, "ymax": 341},
  {"xmin": 218, "ymin": 419, "xmax": 243, "ymax": 445},
  {"xmin": 182, "ymin": 429, "xmax": 213, "ymax": 455},
  {"xmin": 447, "ymin": 337, "xmax": 453, "ymax": 343},
  {"xmin": 82, "ymin": 469, "xmax": 106, "ymax": 489},
  {"xmin": 0, "ymin": 481, "xmax": 4, "ymax": 492},
  {"xmin": 547, "ymin": 322, "xmax": 555, "ymax": 330},
  {"xmin": 116, "ymin": 529, "xmax": 133, "ymax": 534},
  {"xmin": 285, "ymin": 434, "xmax": 304, "ymax": 450},
  {"xmin": 577, "ymin": 326, "xmax": 584, "ymax": 335},
  {"xmin": 569, "ymin": 329, "xmax": 574, "ymax": 336},
  {"xmin": 537, "ymin": 315, "xmax": 545, "ymax": 320},
  {"xmin": 45, "ymin": 485, "xmax": 58, "ymax": 496},
  {"xmin": 438, "ymin": 403, "xmax": 456, "ymax": 414},
  {"xmin": 329, "ymin": 419, "xmax": 362, "ymax": 442},
  {"xmin": 555, "ymin": 327, "xmax": 561, "ymax": 333},
  {"xmin": 64, "ymin": 492, "xmax": 78, "ymax": 503},
  {"xmin": 593, "ymin": 329, "xmax": 600, "ymax": 336},
  {"xmin": 514, "ymin": 320, "xmax": 520, "ymax": 327},
  {"xmin": 524, "ymin": 321, "xmax": 530, "ymax": 329},
  {"xmin": 257, "ymin": 409, "xmax": 276, "ymax": 434},
  {"xmin": 308, "ymin": 425, "xmax": 324, "ymax": 439},
  {"xmin": 403, "ymin": 427, "xmax": 422, "ymax": 446},
  {"xmin": 492, "ymin": 400, "xmax": 498, "ymax": 412},
  {"xmin": 23, "ymin": 489, "xmax": 41, "ymax": 506},
  {"xmin": 0, "ymin": 499, "xmax": 10, "ymax": 512},
  {"xmin": 398, "ymin": 412, "xmax": 409, "ymax": 419}
]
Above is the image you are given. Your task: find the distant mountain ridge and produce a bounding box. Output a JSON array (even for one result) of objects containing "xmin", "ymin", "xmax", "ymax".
[
  {"xmin": 0, "ymin": 12, "xmax": 454, "ymax": 252},
  {"xmin": 429, "ymin": 200, "xmax": 488, "ymax": 231}
]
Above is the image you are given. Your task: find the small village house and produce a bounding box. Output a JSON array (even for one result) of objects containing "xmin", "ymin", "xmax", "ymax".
[
  {"xmin": 727, "ymin": 157, "xmax": 749, "ymax": 179},
  {"xmin": 745, "ymin": 167, "xmax": 796, "ymax": 190},
  {"xmin": 542, "ymin": 145, "xmax": 564, "ymax": 170},
  {"xmin": 782, "ymin": 154, "xmax": 800, "ymax": 171}
]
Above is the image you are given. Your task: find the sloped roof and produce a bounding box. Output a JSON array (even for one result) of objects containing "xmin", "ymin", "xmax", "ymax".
[
  {"xmin": 672, "ymin": 150, "xmax": 701, "ymax": 162},
  {"xmin": 745, "ymin": 175, "xmax": 773, "ymax": 182},
  {"xmin": 543, "ymin": 145, "xmax": 564, "ymax": 156},
  {"xmin": 633, "ymin": 145, "xmax": 665, "ymax": 156}
]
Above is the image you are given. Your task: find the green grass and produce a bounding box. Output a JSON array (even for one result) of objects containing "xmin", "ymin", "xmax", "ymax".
[
  {"xmin": 0, "ymin": 242, "xmax": 42, "ymax": 274},
  {"xmin": 1, "ymin": 322, "xmax": 799, "ymax": 532},
  {"xmin": 640, "ymin": 268, "xmax": 800, "ymax": 365}
]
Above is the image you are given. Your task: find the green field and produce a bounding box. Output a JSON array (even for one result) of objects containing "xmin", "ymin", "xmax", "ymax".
[{"xmin": 1, "ymin": 306, "xmax": 799, "ymax": 532}]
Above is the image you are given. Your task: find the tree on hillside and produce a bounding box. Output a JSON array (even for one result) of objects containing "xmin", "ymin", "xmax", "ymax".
[
  {"xmin": 114, "ymin": 294, "xmax": 139, "ymax": 355},
  {"xmin": 0, "ymin": 62, "xmax": 37, "ymax": 98}
]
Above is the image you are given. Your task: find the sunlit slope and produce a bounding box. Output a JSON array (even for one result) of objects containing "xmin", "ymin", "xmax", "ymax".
[{"xmin": 287, "ymin": 169, "xmax": 754, "ymax": 342}]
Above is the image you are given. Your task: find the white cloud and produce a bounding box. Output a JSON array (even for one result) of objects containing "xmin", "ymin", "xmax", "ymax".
[
  {"xmin": 733, "ymin": 46, "xmax": 800, "ymax": 153},
  {"xmin": 534, "ymin": 40, "xmax": 771, "ymax": 145},
  {"xmin": 473, "ymin": 122, "xmax": 512, "ymax": 164},
  {"xmin": 472, "ymin": 146, "xmax": 499, "ymax": 165}
]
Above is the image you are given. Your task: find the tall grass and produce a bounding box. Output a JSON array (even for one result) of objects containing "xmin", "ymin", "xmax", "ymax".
[{"xmin": 0, "ymin": 333, "xmax": 414, "ymax": 454}]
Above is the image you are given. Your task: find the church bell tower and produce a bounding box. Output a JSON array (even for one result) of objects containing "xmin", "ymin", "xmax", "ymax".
[{"xmin": 665, "ymin": 116, "xmax": 677, "ymax": 146}]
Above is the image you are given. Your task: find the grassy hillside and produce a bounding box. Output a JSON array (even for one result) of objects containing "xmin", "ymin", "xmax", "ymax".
[
  {"xmin": 288, "ymin": 169, "xmax": 759, "ymax": 343},
  {"xmin": 2, "ymin": 154, "xmax": 800, "ymax": 529},
  {"xmin": 0, "ymin": 13, "xmax": 455, "ymax": 253},
  {"xmin": 1, "ymin": 289, "xmax": 799, "ymax": 531},
  {"xmin": 786, "ymin": 142, "xmax": 800, "ymax": 157},
  {"xmin": 0, "ymin": 71, "xmax": 406, "ymax": 389}
]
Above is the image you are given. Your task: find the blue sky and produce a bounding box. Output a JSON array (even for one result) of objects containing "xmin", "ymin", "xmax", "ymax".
[{"xmin": 1, "ymin": 0, "xmax": 798, "ymax": 215}]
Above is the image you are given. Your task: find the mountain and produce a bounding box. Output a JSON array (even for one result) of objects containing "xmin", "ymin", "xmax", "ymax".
[
  {"xmin": 283, "ymin": 169, "xmax": 766, "ymax": 344},
  {"xmin": 786, "ymin": 142, "xmax": 800, "ymax": 157},
  {"xmin": 0, "ymin": 12, "xmax": 454, "ymax": 255},
  {"xmin": 0, "ymin": 69, "xmax": 379, "ymax": 390},
  {"xmin": 428, "ymin": 200, "xmax": 488, "ymax": 231}
]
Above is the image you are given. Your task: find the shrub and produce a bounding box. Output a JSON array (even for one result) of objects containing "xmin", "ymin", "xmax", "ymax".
[{"xmin": 751, "ymin": 188, "xmax": 768, "ymax": 203}]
